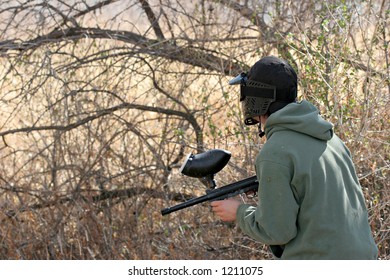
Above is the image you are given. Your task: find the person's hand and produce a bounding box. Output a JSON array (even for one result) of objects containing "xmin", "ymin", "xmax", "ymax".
[{"xmin": 210, "ymin": 198, "xmax": 242, "ymax": 222}]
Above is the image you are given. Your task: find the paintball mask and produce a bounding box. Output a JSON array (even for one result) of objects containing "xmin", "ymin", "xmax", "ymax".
[
  {"xmin": 229, "ymin": 72, "xmax": 276, "ymax": 126},
  {"xmin": 229, "ymin": 56, "xmax": 298, "ymax": 128}
]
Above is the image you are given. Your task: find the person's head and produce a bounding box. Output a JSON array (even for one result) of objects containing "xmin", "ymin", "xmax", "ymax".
[{"xmin": 229, "ymin": 56, "xmax": 298, "ymax": 126}]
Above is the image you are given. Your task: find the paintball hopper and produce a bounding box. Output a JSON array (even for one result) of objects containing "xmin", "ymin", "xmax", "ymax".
[
  {"xmin": 179, "ymin": 149, "xmax": 231, "ymax": 188},
  {"xmin": 161, "ymin": 149, "xmax": 258, "ymax": 216}
]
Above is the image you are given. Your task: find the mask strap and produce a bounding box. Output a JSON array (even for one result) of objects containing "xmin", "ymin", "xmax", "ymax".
[{"xmin": 258, "ymin": 124, "xmax": 265, "ymax": 138}]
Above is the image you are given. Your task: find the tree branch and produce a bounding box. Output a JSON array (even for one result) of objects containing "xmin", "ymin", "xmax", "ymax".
[
  {"xmin": 0, "ymin": 102, "xmax": 202, "ymax": 144},
  {"xmin": 2, "ymin": 187, "xmax": 194, "ymax": 220},
  {"xmin": 0, "ymin": 26, "xmax": 244, "ymax": 75},
  {"xmin": 215, "ymin": 0, "xmax": 269, "ymax": 30},
  {"xmin": 138, "ymin": 0, "xmax": 165, "ymax": 40}
]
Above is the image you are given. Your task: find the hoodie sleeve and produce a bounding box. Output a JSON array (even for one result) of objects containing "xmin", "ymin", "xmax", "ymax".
[{"xmin": 236, "ymin": 161, "xmax": 299, "ymax": 245}]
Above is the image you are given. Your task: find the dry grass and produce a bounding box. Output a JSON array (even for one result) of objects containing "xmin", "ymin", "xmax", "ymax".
[{"xmin": 0, "ymin": 0, "xmax": 388, "ymax": 260}]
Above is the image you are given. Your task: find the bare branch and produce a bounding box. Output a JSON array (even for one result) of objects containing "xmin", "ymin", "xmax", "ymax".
[
  {"xmin": 215, "ymin": 0, "xmax": 269, "ymax": 30},
  {"xmin": 0, "ymin": 26, "xmax": 244, "ymax": 74},
  {"xmin": 138, "ymin": 0, "xmax": 165, "ymax": 40},
  {"xmin": 0, "ymin": 102, "xmax": 202, "ymax": 145}
]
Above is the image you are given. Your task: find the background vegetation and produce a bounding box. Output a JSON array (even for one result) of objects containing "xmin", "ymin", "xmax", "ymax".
[{"xmin": 0, "ymin": 0, "xmax": 388, "ymax": 259}]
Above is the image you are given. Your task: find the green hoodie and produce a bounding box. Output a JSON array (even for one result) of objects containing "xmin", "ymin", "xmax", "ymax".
[{"xmin": 236, "ymin": 100, "xmax": 378, "ymax": 259}]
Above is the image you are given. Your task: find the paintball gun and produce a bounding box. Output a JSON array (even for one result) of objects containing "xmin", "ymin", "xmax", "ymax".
[{"xmin": 161, "ymin": 149, "xmax": 258, "ymax": 216}]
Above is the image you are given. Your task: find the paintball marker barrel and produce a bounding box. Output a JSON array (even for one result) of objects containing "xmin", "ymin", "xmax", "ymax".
[{"xmin": 161, "ymin": 175, "xmax": 258, "ymax": 216}]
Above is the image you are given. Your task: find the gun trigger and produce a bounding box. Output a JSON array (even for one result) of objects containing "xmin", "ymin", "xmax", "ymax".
[{"xmin": 245, "ymin": 190, "xmax": 257, "ymax": 198}]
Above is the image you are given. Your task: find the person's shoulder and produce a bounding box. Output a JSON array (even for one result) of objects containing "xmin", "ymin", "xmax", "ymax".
[
  {"xmin": 263, "ymin": 129, "xmax": 301, "ymax": 150},
  {"xmin": 257, "ymin": 133, "xmax": 294, "ymax": 163}
]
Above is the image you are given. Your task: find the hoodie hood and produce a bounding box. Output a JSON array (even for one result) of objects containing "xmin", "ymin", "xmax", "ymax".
[{"xmin": 265, "ymin": 100, "xmax": 333, "ymax": 141}]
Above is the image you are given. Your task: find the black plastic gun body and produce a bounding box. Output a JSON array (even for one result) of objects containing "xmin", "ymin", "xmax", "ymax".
[{"xmin": 161, "ymin": 149, "xmax": 258, "ymax": 216}]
